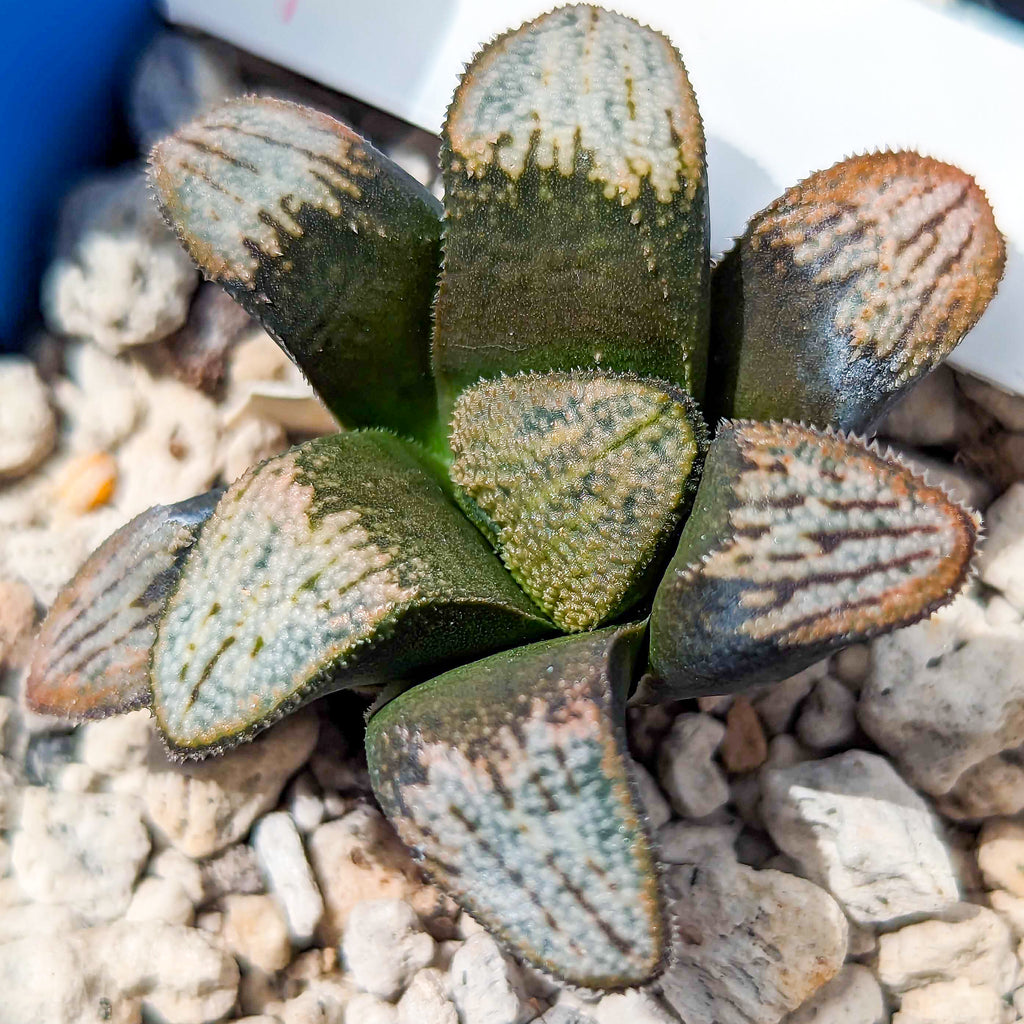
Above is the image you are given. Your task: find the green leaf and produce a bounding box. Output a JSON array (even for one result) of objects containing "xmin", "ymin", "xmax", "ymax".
[
  {"xmin": 449, "ymin": 370, "xmax": 706, "ymax": 631},
  {"xmin": 645, "ymin": 420, "xmax": 979, "ymax": 699},
  {"xmin": 150, "ymin": 96, "xmax": 444, "ymax": 446},
  {"xmin": 366, "ymin": 623, "xmax": 666, "ymax": 989},
  {"xmin": 25, "ymin": 491, "xmax": 221, "ymax": 719},
  {"xmin": 433, "ymin": 4, "xmax": 709, "ymax": 423},
  {"xmin": 708, "ymin": 151, "xmax": 1005, "ymax": 431},
  {"xmin": 151, "ymin": 431, "xmax": 552, "ymax": 757}
]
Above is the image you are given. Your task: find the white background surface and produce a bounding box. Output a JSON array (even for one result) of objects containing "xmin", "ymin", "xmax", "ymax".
[{"xmin": 163, "ymin": 0, "xmax": 1024, "ymax": 396}]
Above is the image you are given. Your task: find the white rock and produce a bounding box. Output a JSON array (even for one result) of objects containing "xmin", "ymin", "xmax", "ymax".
[
  {"xmin": 892, "ymin": 979, "xmax": 1010, "ymax": 1024},
  {"xmin": 252, "ymin": 810, "xmax": 325, "ymax": 946},
  {"xmin": 145, "ymin": 709, "xmax": 318, "ymax": 858},
  {"xmin": 795, "ymin": 676, "xmax": 857, "ymax": 751},
  {"xmin": 592, "ymin": 990, "xmax": 677, "ymax": 1024},
  {"xmin": 11, "ymin": 787, "xmax": 150, "ymax": 922},
  {"xmin": 0, "ymin": 359, "xmax": 56, "ymax": 480},
  {"xmin": 765, "ymin": 734, "xmax": 812, "ymax": 770},
  {"xmin": 541, "ymin": 1008, "xmax": 600, "ymax": 1024},
  {"xmin": 342, "ymin": 899, "xmax": 435, "ymax": 1000},
  {"xmin": 880, "ymin": 366, "xmax": 958, "ymax": 446},
  {"xmin": 286, "ymin": 771, "xmax": 326, "ymax": 834},
  {"xmin": 657, "ymin": 818, "xmax": 742, "ymax": 865},
  {"xmin": 660, "ymin": 858, "xmax": 847, "ymax": 1024},
  {"xmin": 397, "ymin": 967, "xmax": 458, "ymax": 1024},
  {"xmin": 979, "ymin": 483, "xmax": 1024, "ymax": 613},
  {"xmin": 958, "ymin": 373, "xmax": 1024, "ymax": 433},
  {"xmin": 752, "ymin": 663, "xmax": 826, "ymax": 735},
  {"xmin": 345, "ymin": 993, "xmax": 398, "ymax": 1024},
  {"xmin": 991, "ymin": 890, "xmax": 1024, "ymax": 938},
  {"xmin": 630, "ymin": 758, "xmax": 671, "ymax": 829},
  {"xmin": 832, "ymin": 644, "xmax": 872, "ymax": 692},
  {"xmin": 308, "ymin": 803, "xmax": 437, "ymax": 946},
  {"xmin": 978, "ymin": 820, "xmax": 1024, "ymax": 896},
  {"xmin": 760, "ymin": 750, "xmax": 958, "ymax": 925},
  {"xmin": 0, "ymin": 580, "xmax": 36, "ymax": 673},
  {"xmin": 201, "ymin": 842, "xmax": 264, "ymax": 900},
  {"xmin": 936, "ymin": 752, "xmax": 1024, "ymax": 820},
  {"xmin": 42, "ymin": 169, "xmax": 198, "ymax": 351},
  {"xmin": 129, "ymin": 31, "xmax": 242, "ymax": 149},
  {"xmin": 0, "ymin": 517, "xmax": 100, "ymax": 605},
  {"xmin": 125, "ymin": 875, "xmax": 195, "ymax": 926},
  {"xmin": 54, "ymin": 340, "xmax": 146, "ymax": 450},
  {"xmin": 858, "ymin": 594, "xmax": 1024, "ymax": 796},
  {"xmin": 449, "ymin": 933, "xmax": 534, "ymax": 1024},
  {"xmin": 876, "ymin": 905, "xmax": 1017, "ymax": 995},
  {"xmin": 0, "ymin": 921, "xmax": 238, "ymax": 1024},
  {"xmin": 0, "ymin": 902, "xmax": 85, "ymax": 945},
  {"xmin": 149, "ymin": 846, "xmax": 205, "ymax": 905},
  {"xmin": 657, "ymin": 713, "xmax": 729, "ymax": 818},
  {"xmin": 220, "ymin": 413, "xmax": 288, "ymax": 483},
  {"xmin": 785, "ymin": 964, "xmax": 885, "ymax": 1024},
  {"xmin": 223, "ymin": 893, "xmax": 293, "ymax": 973},
  {"xmin": 79, "ymin": 708, "xmax": 154, "ymax": 773}
]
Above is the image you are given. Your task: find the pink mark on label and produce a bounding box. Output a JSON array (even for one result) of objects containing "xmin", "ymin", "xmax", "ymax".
[{"xmin": 279, "ymin": 0, "xmax": 299, "ymax": 22}]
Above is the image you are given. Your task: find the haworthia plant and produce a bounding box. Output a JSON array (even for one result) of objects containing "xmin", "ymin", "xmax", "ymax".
[
  {"xmin": 645, "ymin": 420, "xmax": 979, "ymax": 700},
  {"xmin": 26, "ymin": 491, "xmax": 221, "ymax": 719},
  {"xmin": 449, "ymin": 370, "xmax": 706, "ymax": 631},
  {"xmin": 29, "ymin": 2, "xmax": 1004, "ymax": 993},
  {"xmin": 151, "ymin": 97, "xmax": 444, "ymax": 446},
  {"xmin": 433, "ymin": 4, "xmax": 709, "ymax": 422},
  {"xmin": 367, "ymin": 622, "xmax": 664, "ymax": 989},
  {"xmin": 708, "ymin": 151, "xmax": 1006, "ymax": 430}
]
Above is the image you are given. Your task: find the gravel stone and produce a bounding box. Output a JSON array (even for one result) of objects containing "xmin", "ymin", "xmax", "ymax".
[
  {"xmin": 252, "ymin": 810, "xmax": 325, "ymax": 946},
  {"xmin": 449, "ymin": 932, "xmax": 535, "ymax": 1024},
  {"xmin": 345, "ymin": 993, "xmax": 398, "ymax": 1024},
  {"xmin": 630, "ymin": 758, "xmax": 671, "ymax": 829},
  {"xmin": 795, "ymin": 676, "xmax": 858, "ymax": 751},
  {"xmin": 978, "ymin": 820, "xmax": 1024, "ymax": 895},
  {"xmin": 660, "ymin": 857, "xmax": 847, "ymax": 1024},
  {"xmin": 397, "ymin": 967, "xmax": 458, "ymax": 1024},
  {"xmin": 761, "ymin": 750, "xmax": 959, "ymax": 925},
  {"xmin": 592, "ymin": 990, "xmax": 678, "ymax": 1023},
  {"xmin": 657, "ymin": 713, "xmax": 729, "ymax": 818},
  {"xmin": 11, "ymin": 786, "xmax": 150, "ymax": 922},
  {"xmin": 892, "ymin": 979, "xmax": 1009, "ymax": 1024},
  {"xmin": 979, "ymin": 483, "xmax": 1024, "ymax": 613},
  {"xmin": 786, "ymin": 964, "xmax": 886, "ymax": 1024},
  {"xmin": 720, "ymin": 696, "xmax": 768, "ymax": 773},
  {"xmin": 880, "ymin": 366, "xmax": 958, "ymax": 446},
  {"xmin": 0, "ymin": 578, "xmax": 37, "ymax": 670},
  {"xmin": 342, "ymin": 899, "xmax": 435, "ymax": 1000},
  {"xmin": 0, "ymin": 358, "xmax": 56, "ymax": 480},
  {"xmin": 223, "ymin": 893, "xmax": 293, "ymax": 973},
  {"xmin": 78, "ymin": 708, "xmax": 154, "ymax": 774},
  {"xmin": 657, "ymin": 818, "xmax": 742, "ymax": 865},
  {"xmin": 144, "ymin": 709, "xmax": 318, "ymax": 858},
  {"xmin": 125, "ymin": 875, "xmax": 195, "ymax": 926}
]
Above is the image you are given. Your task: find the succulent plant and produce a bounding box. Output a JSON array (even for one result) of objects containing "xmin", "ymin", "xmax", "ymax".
[{"xmin": 27, "ymin": 3, "xmax": 1003, "ymax": 992}]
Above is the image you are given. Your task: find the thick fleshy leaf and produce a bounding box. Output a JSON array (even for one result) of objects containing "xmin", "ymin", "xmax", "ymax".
[
  {"xmin": 151, "ymin": 431, "xmax": 551, "ymax": 756},
  {"xmin": 709, "ymin": 151, "xmax": 1005, "ymax": 431},
  {"xmin": 366, "ymin": 623, "xmax": 666, "ymax": 989},
  {"xmin": 433, "ymin": 4, "xmax": 709, "ymax": 422},
  {"xmin": 151, "ymin": 96, "xmax": 444, "ymax": 445},
  {"xmin": 449, "ymin": 370, "xmax": 706, "ymax": 631},
  {"xmin": 25, "ymin": 491, "xmax": 221, "ymax": 719},
  {"xmin": 645, "ymin": 420, "xmax": 978, "ymax": 699}
]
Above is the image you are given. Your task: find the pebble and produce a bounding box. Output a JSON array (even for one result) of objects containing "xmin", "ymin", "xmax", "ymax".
[
  {"xmin": 630, "ymin": 758, "xmax": 672, "ymax": 829},
  {"xmin": 345, "ymin": 993, "xmax": 398, "ymax": 1024},
  {"xmin": 657, "ymin": 712, "xmax": 729, "ymax": 818},
  {"xmin": 252, "ymin": 810, "xmax": 325, "ymax": 946},
  {"xmin": 880, "ymin": 366, "xmax": 958, "ymax": 446},
  {"xmin": 859, "ymin": 594, "xmax": 1024, "ymax": 797},
  {"xmin": 760, "ymin": 750, "xmax": 959, "ymax": 925},
  {"xmin": 223, "ymin": 893, "xmax": 294, "ymax": 973},
  {"xmin": 449, "ymin": 932, "xmax": 535, "ymax": 1024},
  {"xmin": 719, "ymin": 696, "xmax": 768, "ymax": 773},
  {"xmin": 221, "ymin": 413, "xmax": 289, "ymax": 482},
  {"xmin": 202, "ymin": 842, "xmax": 266, "ymax": 901},
  {"xmin": 832, "ymin": 643, "xmax": 871, "ymax": 691},
  {"xmin": 0, "ymin": 578, "xmax": 37, "ymax": 670},
  {"xmin": 936, "ymin": 751, "xmax": 1024, "ymax": 820},
  {"xmin": 128, "ymin": 30, "xmax": 242, "ymax": 148},
  {"xmin": 149, "ymin": 846, "xmax": 205, "ymax": 905},
  {"xmin": 308, "ymin": 803, "xmax": 437, "ymax": 946},
  {"xmin": 991, "ymin": 889, "xmax": 1024, "ymax": 937},
  {"xmin": 0, "ymin": 358, "xmax": 56, "ymax": 480},
  {"xmin": 958, "ymin": 372, "xmax": 1024, "ymax": 433},
  {"xmin": 892, "ymin": 978, "xmax": 1010, "ymax": 1024},
  {"xmin": 541, "ymin": 1007, "xmax": 600, "ymax": 1024},
  {"xmin": 397, "ymin": 967, "xmax": 458, "ymax": 1024},
  {"xmin": 751, "ymin": 662, "xmax": 825, "ymax": 735},
  {"xmin": 0, "ymin": 921, "xmax": 238, "ymax": 1024},
  {"xmin": 785, "ymin": 964, "xmax": 885, "ymax": 1024},
  {"xmin": 592, "ymin": 990, "xmax": 678, "ymax": 1023},
  {"xmin": 11, "ymin": 786, "xmax": 150, "ymax": 922},
  {"xmin": 54, "ymin": 450, "xmax": 118, "ymax": 513},
  {"xmin": 978, "ymin": 819, "xmax": 1024, "ymax": 896},
  {"xmin": 78, "ymin": 708, "xmax": 154, "ymax": 774},
  {"xmin": 876, "ymin": 904, "xmax": 1017, "ymax": 996},
  {"xmin": 285, "ymin": 772, "xmax": 326, "ymax": 833},
  {"xmin": 660, "ymin": 857, "xmax": 847, "ymax": 1024},
  {"xmin": 979, "ymin": 482, "xmax": 1024, "ymax": 613},
  {"xmin": 144, "ymin": 709, "xmax": 318, "ymax": 858},
  {"xmin": 795, "ymin": 676, "xmax": 858, "ymax": 751},
  {"xmin": 342, "ymin": 898, "xmax": 435, "ymax": 999},
  {"xmin": 657, "ymin": 818, "xmax": 742, "ymax": 865},
  {"xmin": 41, "ymin": 168, "xmax": 198, "ymax": 352},
  {"xmin": 125, "ymin": 875, "xmax": 195, "ymax": 926}
]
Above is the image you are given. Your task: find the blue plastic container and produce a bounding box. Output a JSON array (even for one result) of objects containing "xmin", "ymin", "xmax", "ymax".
[{"xmin": 1, "ymin": 0, "xmax": 157, "ymax": 350}]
